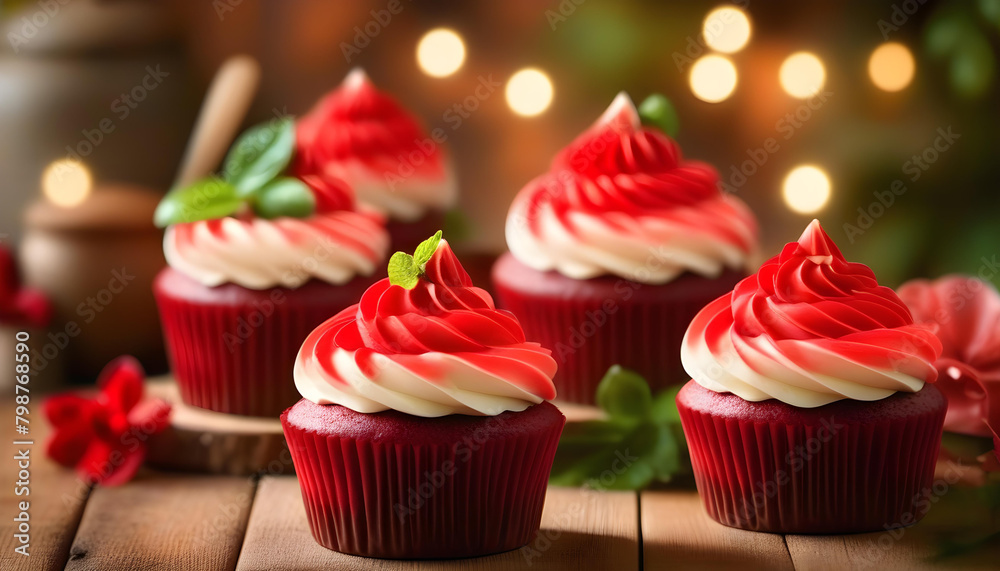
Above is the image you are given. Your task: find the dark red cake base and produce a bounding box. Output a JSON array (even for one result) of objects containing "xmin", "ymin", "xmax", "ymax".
[
  {"xmin": 492, "ymin": 253, "xmax": 744, "ymax": 404},
  {"xmin": 281, "ymin": 399, "xmax": 565, "ymax": 559},
  {"xmin": 154, "ymin": 268, "xmax": 376, "ymax": 417},
  {"xmin": 676, "ymin": 381, "xmax": 947, "ymax": 534},
  {"xmin": 385, "ymin": 209, "xmax": 447, "ymax": 255}
]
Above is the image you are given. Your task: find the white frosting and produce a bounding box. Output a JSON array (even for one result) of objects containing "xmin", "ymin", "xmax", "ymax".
[
  {"xmin": 680, "ymin": 297, "xmax": 929, "ymax": 408},
  {"xmin": 505, "ymin": 193, "xmax": 756, "ymax": 285},
  {"xmin": 295, "ymin": 347, "xmax": 549, "ymax": 417},
  {"xmin": 319, "ymin": 160, "xmax": 457, "ymax": 222},
  {"xmin": 164, "ymin": 213, "xmax": 389, "ymax": 290}
]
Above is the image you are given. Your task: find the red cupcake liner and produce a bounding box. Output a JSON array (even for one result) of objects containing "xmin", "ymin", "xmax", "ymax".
[
  {"xmin": 281, "ymin": 399, "xmax": 565, "ymax": 559},
  {"xmin": 154, "ymin": 268, "xmax": 375, "ymax": 417},
  {"xmin": 676, "ymin": 381, "xmax": 947, "ymax": 534},
  {"xmin": 492, "ymin": 253, "xmax": 743, "ymax": 404}
]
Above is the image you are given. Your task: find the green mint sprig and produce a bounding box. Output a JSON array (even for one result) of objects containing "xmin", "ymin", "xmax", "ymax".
[
  {"xmin": 154, "ymin": 117, "xmax": 315, "ymax": 227},
  {"xmin": 387, "ymin": 231, "xmax": 443, "ymax": 289},
  {"xmin": 638, "ymin": 94, "xmax": 680, "ymax": 138},
  {"xmin": 549, "ymin": 365, "xmax": 688, "ymax": 490}
]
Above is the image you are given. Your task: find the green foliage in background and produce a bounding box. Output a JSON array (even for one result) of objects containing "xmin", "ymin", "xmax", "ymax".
[{"xmin": 549, "ymin": 366, "xmax": 688, "ymax": 490}]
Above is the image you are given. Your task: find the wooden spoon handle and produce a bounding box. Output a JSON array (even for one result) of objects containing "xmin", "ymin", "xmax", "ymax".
[{"xmin": 173, "ymin": 55, "xmax": 261, "ymax": 188}]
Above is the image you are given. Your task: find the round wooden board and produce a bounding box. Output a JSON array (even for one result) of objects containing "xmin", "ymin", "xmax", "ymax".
[
  {"xmin": 142, "ymin": 376, "xmax": 605, "ymax": 476},
  {"xmin": 144, "ymin": 377, "xmax": 294, "ymax": 476}
]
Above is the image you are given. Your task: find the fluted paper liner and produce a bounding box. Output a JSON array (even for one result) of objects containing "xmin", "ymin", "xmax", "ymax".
[
  {"xmin": 493, "ymin": 253, "xmax": 742, "ymax": 404},
  {"xmin": 281, "ymin": 400, "xmax": 565, "ymax": 559},
  {"xmin": 154, "ymin": 268, "xmax": 373, "ymax": 417},
  {"xmin": 676, "ymin": 381, "xmax": 947, "ymax": 534}
]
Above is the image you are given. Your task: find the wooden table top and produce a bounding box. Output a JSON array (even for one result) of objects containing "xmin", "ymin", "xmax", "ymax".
[{"xmin": 3, "ymin": 398, "xmax": 998, "ymax": 571}]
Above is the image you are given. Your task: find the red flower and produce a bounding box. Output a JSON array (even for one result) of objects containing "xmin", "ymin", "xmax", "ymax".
[
  {"xmin": 898, "ymin": 276, "xmax": 1000, "ymax": 437},
  {"xmin": 0, "ymin": 244, "xmax": 50, "ymax": 328},
  {"xmin": 43, "ymin": 356, "xmax": 171, "ymax": 486}
]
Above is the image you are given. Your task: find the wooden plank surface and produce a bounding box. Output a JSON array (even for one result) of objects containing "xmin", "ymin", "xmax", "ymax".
[
  {"xmin": 236, "ymin": 477, "xmax": 639, "ymax": 570},
  {"xmin": 785, "ymin": 522, "xmax": 1000, "ymax": 571},
  {"xmin": 0, "ymin": 399, "xmax": 91, "ymax": 571},
  {"xmin": 64, "ymin": 474, "xmax": 256, "ymax": 571},
  {"xmin": 640, "ymin": 489, "xmax": 795, "ymax": 571}
]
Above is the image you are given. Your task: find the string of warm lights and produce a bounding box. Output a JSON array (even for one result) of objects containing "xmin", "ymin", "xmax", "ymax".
[
  {"xmin": 37, "ymin": 18, "xmax": 921, "ymax": 219},
  {"xmin": 683, "ymin": 6, "xmax": 919, "ymax": 216}
]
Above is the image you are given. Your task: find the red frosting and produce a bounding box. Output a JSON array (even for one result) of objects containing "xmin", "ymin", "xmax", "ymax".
[
  {"xmin": 517, "ymin": 97, "xmax": 755, "ymax": 253},
  {"xmin": 730, "ymin": 221, "xmax": 939, "ymax": 371},
  {"xmin": 683, "ymin": 220, "xmax": 941, "ymax": 407},
  {"xmin": 898, "ymin": 276, "xmax": 1000, "ymax": 437},
  {"xmin": 0, "ymin": 245, "xmax": 50, "ymax": 328},
  {"xmin": 293, "ymin": 71, "xmax": 448, "ymax": 187},
  {"xmin": 303, "ymin": 241, "xmax": 556, "ymax": 400}
]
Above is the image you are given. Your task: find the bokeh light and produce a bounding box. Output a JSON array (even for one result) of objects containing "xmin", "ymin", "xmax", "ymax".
[
  {"xmin": 779, "ymin": 52, "xmax": 826, "ymax": 98},
  {"xmin": 868, "ymin": 42, "xmax": 915, "ymax": 92},
  {"xmin": 505, "ymin": 68, "xmax": 554, "ymax": 116},
  {"xmin": 702, "ymin": 6, "xmax": 752, "ymax": 53},
  {"xmin": 783, "ymin": 165, "xmax": 831, "ymax": 214},
  {"xmin": 689, "ymin": 55, "xmax": 738, "ymax": 103},
  {"xmin": 416, "ymin": 28, "xmax": 466, "ymax": 77},
  {"xmin": 42, "ymin": 159, "xmax": 92, "ymax": 208}
]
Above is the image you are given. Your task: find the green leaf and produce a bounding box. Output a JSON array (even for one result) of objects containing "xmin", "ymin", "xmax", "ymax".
[
  {"xmin": 252, "ymin": 178, "xmax": 316, "ymax": 219},
  {"xmin": 222, "ymin": 118, "xmax": 295, "ymax": 196},
  {"xmin": 413, "ymin": 230, "xmax": 443, "ymax": 268},
  {"xmin": 638, "ymin": 94, "xmax": 679, "ymax": 138},
  {"xmin": 154, "ymin": 177, "xmax": 242, "ymax": 227},
  {"xmin": 596, "ymin": 365, "xmax": 652, "ymax": 422},
  {"xmin": 650, "ymin": 385, "xmax": 683, "ymax": 425},
  {"xmin": 388, "ymin": 252, "xmax": 420, "ymax": 289}
]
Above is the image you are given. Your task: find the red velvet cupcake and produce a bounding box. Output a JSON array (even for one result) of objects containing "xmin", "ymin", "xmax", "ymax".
[
  {"xmin": 494, "ymin": 92, "xmax": 758, "ymax": 403},
  {"xmin": 294, "ymin": 69, "xmax": 457, "ymax": 253},
  {"xmin": 677, "ymin": 220, "xmax": 946, "ymax": 534},
  {"xmin": 282, "ymin": 233, "xmax": 564, "ymax": 559},
  {"xmin": 153, "ymin": 118, "xmax": 390, "ymax": 417}
]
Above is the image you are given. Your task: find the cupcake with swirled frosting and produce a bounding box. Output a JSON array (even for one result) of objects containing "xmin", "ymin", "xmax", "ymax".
[
  {"xmin": 281, "ymin": 231, "xmax": 564, "ymax": 559},
  {"xmin": 153, "ymin": 116, "xmax": 389, "ymax": 417},
  {"xmin": 676, "ymin": 220, "xmax": 946, "ymax": 534},
  {"xmin": 294, "ymin": 68, "xmax": 457, "ymax": 253},
  {"xmin": 493, "ymin": 92, "xmax": 759, "ymax": 403}
]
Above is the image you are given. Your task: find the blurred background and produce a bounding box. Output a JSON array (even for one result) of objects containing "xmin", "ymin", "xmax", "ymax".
[{"xmin": 1, "ymin": 0, "xmax": 998, "ymax": 379}]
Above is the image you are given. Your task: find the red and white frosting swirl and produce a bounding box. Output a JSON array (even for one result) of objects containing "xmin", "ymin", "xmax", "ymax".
[
  {"xmin": 505, "ymin": 92, "xmax": 757, "ymax": 285},
  {"xmin": 681, "ymin": 220, "xmax": 941, "ymax": 407},
  {"xmin": 164, "ymin": 180, "xmax": 389, "ymax": 290},
  {"xmin": 294, "ymin": 68, "xmax": 456, "ymax": 222},
  {"xmin": 294, "ymin": 239, "xmax": 558, "ymax": 417}
]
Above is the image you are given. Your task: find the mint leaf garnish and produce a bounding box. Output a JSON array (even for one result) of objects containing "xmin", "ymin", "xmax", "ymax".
[
  {"xmin": 253, "ymin": 177, "xmax": 316, "ymax": 219},
  {"xmin": 222, "ymin": 118, "xmax": 295, "ymax": 197},
  {"xmin": 387, "ymin": 230, "xmax": 444, "ymax": 289},
  {"xmin": 387, "ymin": 252, "xmax": 420, "ymax": 289},
  {"xmin": 549, "ymin": 366, "xmax": 688, "ymax": 490},
  {"xmin": 154, "ymin": 177, "xmax": 242, "ymax": 228},
  {"xmin": 413, "ymin": 230, "xmax": 443, "ymax": 269},
  {"xmin": 638, "ymin": 94, "xmax": 679, "ymax": 138}
]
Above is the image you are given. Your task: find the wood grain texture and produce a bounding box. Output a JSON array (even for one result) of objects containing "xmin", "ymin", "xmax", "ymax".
[
  {"xmin": 786, "ymin": 526, "xmax": 1000, "ymax": 570},
  {"xmin": 0, "ymin": 399, "xmax": 91, "ymax": 571},
  {"xmin": 145, "ymin": 379, "xmax": 292, "ymax": 476},
  {"xmin": 641, "ymin": 490, "xmax": 794, "ymax": 571},
  {"xmin": 236, "ymin": 477, "xmax": 639, "ymax": 570},
  {"xmin": 65, "ymin": 474, "xmax": 256, "ymax": 571}
]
